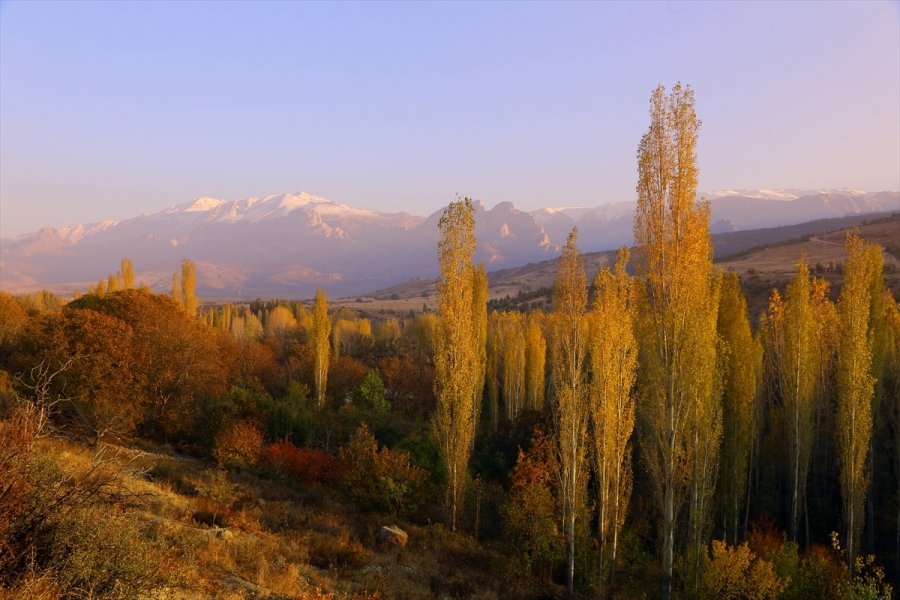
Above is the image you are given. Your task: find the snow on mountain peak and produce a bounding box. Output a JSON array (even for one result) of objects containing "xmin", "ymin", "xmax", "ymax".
[{"xmin": 184, "ymin": 197, "xmax": 226, "ymax": 212}]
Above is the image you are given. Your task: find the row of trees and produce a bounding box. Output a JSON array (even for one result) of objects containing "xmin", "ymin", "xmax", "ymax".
[{"xmin": 428, "ymin": 83, "xmax": 898, "ymax": 597}]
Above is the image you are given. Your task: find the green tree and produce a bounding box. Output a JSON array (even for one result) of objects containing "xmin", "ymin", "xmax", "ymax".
[{"xmin": 717, "ymin": 272, "xmax": 761, "ymax": 544}]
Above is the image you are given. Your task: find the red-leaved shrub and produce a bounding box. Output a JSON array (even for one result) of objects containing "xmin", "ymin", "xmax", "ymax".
[{"xmin": 263, "ymin": 440, "xmax": 342, "ymax": 486}]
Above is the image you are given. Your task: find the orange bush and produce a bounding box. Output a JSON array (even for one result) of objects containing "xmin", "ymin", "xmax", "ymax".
[
  {"xmin": 213, "ymin": 419, "xmax": 263, "ymax": 469},
  {"xmin": 262, "ymin": 440, "xmax": 341, "ymax": 485}
]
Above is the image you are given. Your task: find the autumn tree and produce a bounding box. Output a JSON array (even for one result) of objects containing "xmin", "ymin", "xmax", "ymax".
[
  {"xmin": 549, "ymin": 228, "xmax": 589, "ymax": 595},
  {"xmin": 486, "ymin": 313, "xmax": 501, "ymax": 428},
  {"xmin": 498, "ymin": 311, "xmax": 527, "ymax": 421},
  {"xmin": 762, "ymin": 257, "xmax": 820, "ymax": 543},
  {"xmin": 587, "ymin": 247, "xmax": 637, "ymax": 592},
  {"xmin": 433, "ymin": 198, "xmax": 479, "ymax": 531},
  {"xmin": 472, "ymin": 264, "xmax": 488, "ymax": 433},
  {"xmin": 59, "ymin": 308, "xmax": 141, "ymax": 444},
  {"xmin": 180, "ymin": 259, "xmax": 198, "ymax": 317},
  {"xmin": 121, "ymin": 258, "xmax": 135, "ymax": 290},
  {"xmin": 717, "ymin": 272, "xmax": 761, "ymax": 544},
  {"xmin": 310, "ymin": 288, "xmax": 332, "ymax": 409},
  {"xmin": 504, "ymin": 427, "xmax": 560, "ymax": 579},
  {"xmin": 836, "ymin": 232, "xmax": 880, "ymax": 567},
  {"xmin": 525, "ymin": 311, "xmax": 547, "ymax": 411},
  {"xmin": 633, "ymin": 82, "xmax": 721, "ymax": 599}
]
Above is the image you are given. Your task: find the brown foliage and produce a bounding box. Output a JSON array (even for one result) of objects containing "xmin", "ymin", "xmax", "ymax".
[{"xmin": 213, "ymin": 419, "xmax": 264, "ymax": 469}]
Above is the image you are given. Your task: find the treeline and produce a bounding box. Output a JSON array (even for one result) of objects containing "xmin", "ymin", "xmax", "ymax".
[{"xmin": 0, "ymin": 83, "xmax": 898, "ymax": 599}]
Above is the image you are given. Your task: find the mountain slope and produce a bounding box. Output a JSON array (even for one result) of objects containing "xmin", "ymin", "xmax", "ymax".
[{"xmin": 2, "ymin": 189, "xmax": 896, "ymax": 298}]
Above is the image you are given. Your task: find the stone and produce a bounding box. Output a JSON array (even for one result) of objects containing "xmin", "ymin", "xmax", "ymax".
[{"xmin": 376, "ymin": 525, "xmax": 408, "ymax": 548}]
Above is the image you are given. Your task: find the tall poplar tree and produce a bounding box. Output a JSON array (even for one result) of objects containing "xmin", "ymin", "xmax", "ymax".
[
  {"xmin": 588, "ymin": 247, "xmax": 637, "ymax": 592},
  {"xmin": 433, "ymin": 198, "xmax": 479, "ymax": 531},
  {"xmin": 121, "ymin": 258, "xmax": 135, "ymax": 290},
  {"xmin": 633, "ymin": 83, "xmax": 720, "ymax": 600},
  {"xmin": 472, "ymin": 265, "xmax": 489, "ymax": 432},
  {"xmin": 836, "ymin": 232, "xmax": 879, "ymax": 567},
  {"xmin": 499, "ymin": 311, "xmax": 526, "ymax": 421},
  {"xmin": 762, "ymin": 257, "xmax": 819, "ymax": 543},
  {"xmin": 181, "ymin": 259, "xmax": 198, "ymax": 317},
  {"xmin": 550, "ymin": 228, "xmax": 589, "ymax": 595},
  {"xmin": 525, "ymin": 312, "xmax": 547, "ymax": 412},
  {"xmin": 311, "ymin": 288, "xmax": 332, "ymax": 409},
  {"xmin": 716, "ymin": 272, "xmax": 760, "ymax": 544}
]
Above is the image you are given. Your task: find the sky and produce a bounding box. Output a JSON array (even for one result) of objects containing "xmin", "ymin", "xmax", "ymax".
[{"xmin": 1, "ymin": 1, "xmax": 898, "ymax": 238}]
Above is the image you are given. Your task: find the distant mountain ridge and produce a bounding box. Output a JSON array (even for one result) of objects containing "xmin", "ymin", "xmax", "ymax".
[{"xmin": 1, "ymin": 188, "xmax": 896, "ymax": 298}]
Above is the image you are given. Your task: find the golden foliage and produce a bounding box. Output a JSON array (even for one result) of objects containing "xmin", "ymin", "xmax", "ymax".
[
  {"xmin": 700, "ymin": 540, "xmax": 787, "ymax": 600},
  {"xmin": 588, "ymin": 246, "xmax": 637, "ymax": 586},
  {"xmin": 311, "ymin": 288, "xmax": 332, "ymax": 409},
  {"xmin": 433, "ymin": 198, "xmax": 479, "ymax": 531},
  {"xmin": 549, "ymin": 227, "xmax": 589, "ymax": 593}
]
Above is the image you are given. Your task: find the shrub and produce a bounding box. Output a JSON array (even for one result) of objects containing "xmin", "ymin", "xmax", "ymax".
[
  {"xmin": 213, "ymin": 419, "xmax": 263, "ymax": 469},
  {"xmin": 700, "ymin": 540, "xmax": 786, "ymax": 600},
  {"xmin": 307, "ymin": 533, "xmax": 373, "ymax": 570},
  {"xmin": 263, "ymin": 440, "xmax": 342, "ymax": 486},
  {"xmin": 48, "ymin": 505, "xmax": 177, "ymax": 599},
  {"xmin": 339, "ymin": 423, "xmax": 425, "ymax": 517},
  {"xmin": 353, "ymin": 369, "xmax": 389, "ymax": 413}
]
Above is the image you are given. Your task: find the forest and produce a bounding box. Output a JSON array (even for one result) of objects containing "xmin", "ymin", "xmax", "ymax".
[{"xmin": 1, "ymin": 84, "xmax": 898, "ymax": 599}]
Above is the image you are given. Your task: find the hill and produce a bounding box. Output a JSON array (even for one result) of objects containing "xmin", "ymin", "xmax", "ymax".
[{"xmin": 338, "ymin": 212, "xmax": 899, "ymax": 319}]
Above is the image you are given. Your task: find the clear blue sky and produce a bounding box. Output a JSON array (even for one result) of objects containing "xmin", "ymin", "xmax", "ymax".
[{"xmin": 1, "ymin": 0, "xmax": 898, "ymax": 238}]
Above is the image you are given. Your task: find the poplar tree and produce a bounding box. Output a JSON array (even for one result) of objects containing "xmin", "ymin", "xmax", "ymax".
[
  {"xmin": 486, "ymin": 312, "xmax": 501, "ymax": 429},
  {"xmin": 716, "ymin": 272, "xmax": 760, "ymax": 544},
  {"xmin": 525, "ymin": 311, "xmax": 547, "ymax": 412},
  {"xmin": 588, "ymin": 247, "xmax": 637, "ymax": 592},
  {"xmin": 181, "ymin": 259, "xmax": 198, "ymax": 317},
  {"xmin": 550, "ymin": 228, "xmax": 589, "ymax": 595},
  {"xmin": 472, "ymin": 265, "xmax": 489, "ymax": 431},
  {"xmin": 498, "ymin": 312, "xmax": 526, "ymax": 420},
  {"xmin": 311, "ymin": 288, "xmax": 332, "ymax": 409},
  {"xmin": 836, "ymin": 232, "xmax": 879, "ymax": 567},
  {"xmin": 433, "ymin": 198, "xmax": 479, "ymax": 531},
  {"xmin": 762, "ymin": 257, "xmax": 819, "ymax": 543},
  {"xmin": 633, "ymin": 83, "xmax": 720, "ymax": 599},
  {"xmin": 121, "ymin": 258, "xmax": 135, "ymax": 290},
  {"xmin": 171, "ymin": 273, "xmax": 181, "ymax": 307},
  {"xmin": 107, "ymin": 273, "xmax": 121, "ymax": 293}
]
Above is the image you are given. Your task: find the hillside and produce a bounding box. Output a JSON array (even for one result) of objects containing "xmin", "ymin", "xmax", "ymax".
[{"xmin": 340, "ymin": 212, "xmax": 900, "ymax": 319}]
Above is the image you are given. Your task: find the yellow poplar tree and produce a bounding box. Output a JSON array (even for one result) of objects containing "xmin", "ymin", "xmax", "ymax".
[
  {"xmin": 107, "ymin": 273, "xmax": 121, "ymax": 293},
  {"xmin": 588, "ymin": 247, "xmax": 637, "ymax": 591},
  {"xmin": 433, "ymin": 198, "xmax": 479, "ymax": 531},
  {"xmin": 716, "ymin": 272, "xmax": 761, "ymax": 544},
  {"xmin": 762, "ymin": 257, "xmax": 819, "ymax": 543},
  {"xmin": 121, "ymin": 258, "xmax": 135, "ymax": 290},
  {"xmin": 181, "ymin": 259, "xmax": 198, "ymax": 317},
  {"xmin": 486, "ymin": 312, "xmax": 501, "ymax": 428},
  {"xmin": 499, "ymin": 311, "xmax": 527, "ymax": 421},
  {"xmin": 633, "ymin": 82, "xmax": 720, "ymax": 599},
  {"xmin": 472, "ymin": 264, "xmax": 489, "ymax": 432},
  {"xmin": 550, "ymin": 228, "xmax": 589, "ymax": 595},
  {"xmin": 836, "ymin": 232, "xmax": 880, "ymax": 567},
  {"xmin": 311, "ymin": 288, "xmax": 332, "ymax": 409},
  {"xmin": 525, "ymin": 311, "xmax": 547, "ymax": 412}
]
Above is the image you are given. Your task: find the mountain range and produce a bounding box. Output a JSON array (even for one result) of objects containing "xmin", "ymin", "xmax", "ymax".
[{"xmin": 1, "ymin": 189, "xmax": 897, "ymax": 298}]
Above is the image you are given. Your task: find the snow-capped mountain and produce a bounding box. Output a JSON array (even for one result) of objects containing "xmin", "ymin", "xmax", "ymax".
[{"xmin": 1, "ymin": 188, "xmax": 896, "ymax": 298}]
